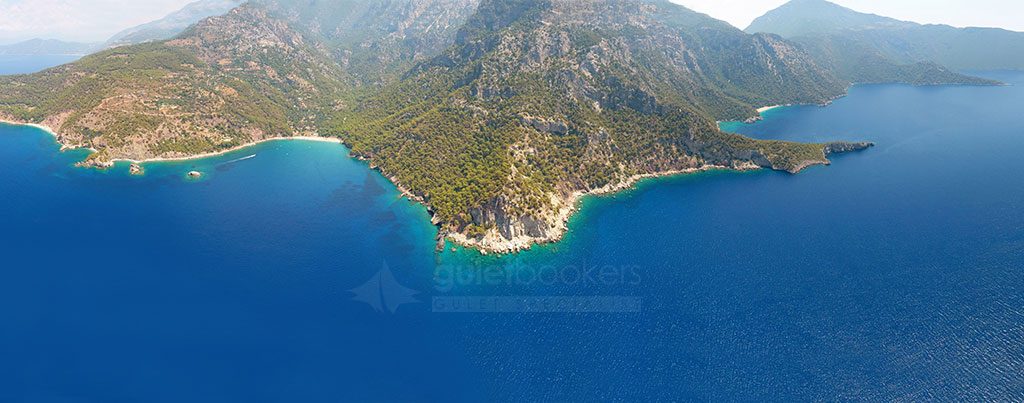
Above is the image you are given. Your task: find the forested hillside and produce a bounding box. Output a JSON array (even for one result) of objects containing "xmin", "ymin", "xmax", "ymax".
[
  {"xmin": 9, "ymin": 0, "xmax": 978, "ymax": 251},
  {"xmin": 0, "ymin": 5, "xmax": 349, "ymax": 163},
  {"xmin": 334, "ymin": 0, "xmax": 871, "ymax": 250}
]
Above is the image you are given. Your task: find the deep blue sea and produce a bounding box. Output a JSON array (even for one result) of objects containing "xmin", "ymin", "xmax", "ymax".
[{"xmin": 1, "ymin": 66, "xmax": 1023, "ymax": 401}]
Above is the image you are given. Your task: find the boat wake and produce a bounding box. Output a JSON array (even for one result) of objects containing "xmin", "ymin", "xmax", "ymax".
[{"xmin": 222, "ymin": 154, "xmax": 257, "ymax": 165}]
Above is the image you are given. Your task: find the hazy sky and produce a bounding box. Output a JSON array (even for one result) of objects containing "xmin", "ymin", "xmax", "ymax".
[
  {"xmin": 671, "ymin": 0, "xmax": 1024, "ymax": 32},
  {"xmin": 0, "ymin": 0, "xmax": 194, "ymax": 44},
  {"xmin": 1, "ymin": 0, "xmax": 1022, "ymax": 44}
]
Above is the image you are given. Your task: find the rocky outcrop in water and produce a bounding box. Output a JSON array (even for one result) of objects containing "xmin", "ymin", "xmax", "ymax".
[{"xmin": 824, "ymin": 141, "xmax": 874, "ymax": 155}]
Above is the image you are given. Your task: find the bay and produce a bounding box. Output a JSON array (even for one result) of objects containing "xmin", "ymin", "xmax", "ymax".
[{"xmin": 1, "ymin": 69, "xmax": 1022, "ymax": 401}]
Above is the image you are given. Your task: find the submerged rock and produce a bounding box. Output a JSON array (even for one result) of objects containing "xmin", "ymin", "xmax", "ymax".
[
  {"xmin": 129, "ymin": 163, "xmax": 144, "ymax": 176},
  {"xmin": 75, "ymin": 159, "xmax": 114, "ymax": 170}
]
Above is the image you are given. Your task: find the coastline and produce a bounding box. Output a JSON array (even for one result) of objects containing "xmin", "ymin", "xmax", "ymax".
[
  {"xmin": 447, "ymin": 162, "xmax": 760, "ymax": 254},
  {"xmin": 744, "ymin": 104, "xmax": 790, "ymax": 123},
  {"xmin": 0, "ymin": 119, "xmax": 60, "ymax": 138},
  {"xmin": 0, "ymin": 118, "xmax": 96, "ymax": 154},
  {"xmin": 109, "ymin": 136, "xmax": 344, "ymax": 164},
  {"xmin": 724, "ymin": 96, "xmax": 841, "ymax": 127},
  {"xmin": 0, "ymin": 119, "xmax": 344, "ymax": 165},
  {"xmin": 1, "ymin": 117, "xmax": 852, "ymax": 256},
  {"xmin": 0, "ymin": 119, "xmax": 821, "ymax": 254}
]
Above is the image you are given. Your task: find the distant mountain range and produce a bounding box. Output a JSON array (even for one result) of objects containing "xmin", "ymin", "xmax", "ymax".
[
  {"xmin": 0, "ymin": 39, "xmax": 99, "ymax": 56},
  {"xmin": 104, "ymin": 0, "xmax": 244, "ymax": 48},
  {"xmin": 747, "ymin": 0, "xmax": 1024, "ymax": 71},
  {"xmin": 746, "ymin": 0, "xmax": 914, "ymax": 38},
  {"xmin": 4, "ymin": 0, "xmax": 1019, "ymax": 252},
  {"xmin": 0, "ymin": 0, "xmax": 243, "ymax": 56}
]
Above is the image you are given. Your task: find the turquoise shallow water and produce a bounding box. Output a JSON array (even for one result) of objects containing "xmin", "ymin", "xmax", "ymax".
[{"xmin": 1, "ymin": 71, "xmax": 1023, "ymax": 401}]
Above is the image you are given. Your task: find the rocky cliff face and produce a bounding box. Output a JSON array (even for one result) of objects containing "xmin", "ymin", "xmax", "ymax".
[
  {"xmin": 436, "ymin": 0, "xmax": 847, "ymax": 119},
  {"xmin": 258, "ymin": 0, "xmax": 480, "ymax": 85},
  {"xmin": 338, "ymin": 0, "xmax": 874, "ymax": 252}
]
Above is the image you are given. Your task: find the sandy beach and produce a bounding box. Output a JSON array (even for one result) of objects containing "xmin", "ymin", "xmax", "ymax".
[
  {"xmin": 0, "ymin": 119, "xmax": 345, "ymax": 164},
  {"xmin": 0, "ymin": 119, "xmax": 59, "ymax": 137},
  {"xmin": 110, "ymin": 136, "xmax": 345, "ymax": 164},
  {"xmin": 757, "ymin": 104, "xmax": 785, "ymax": 113}
]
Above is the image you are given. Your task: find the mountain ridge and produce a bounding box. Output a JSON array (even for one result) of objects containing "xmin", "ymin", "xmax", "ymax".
[
  {"xmin": 333, "ymin": 0, "xmax": 872, "ymax": 251},
  {"xmin": 746, "ymin": 0, "xmax": 909, "ymax": 37},
  {"xmin": 0, "ymin": 0, "xmax": 952, "ymax": 252},
  {"xmin": 104, "ymin": 0, "xmax": 245, "ymax": 49},
  {"xmin": 0, "ymin": 39, "xmax": 99, "ymax": 56},
  {"xmin": 0, "ymin": 0, "xmax": 242, "ymax": 62},
  {"xmin": 747, "ymin": 0, "xmax": 1024, "ymax": 71}
]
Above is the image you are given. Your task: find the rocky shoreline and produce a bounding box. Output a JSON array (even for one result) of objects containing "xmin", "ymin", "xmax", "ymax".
[
  {"xmin": 1, "ymin": 119, "xmax": 873, "ymax": 255},
  {"xmin": 444, "ymin": 162, "xmax": 760, "ymax": 254},
  {"xmin": 443, "ymin": 140, "xmax": 873, "ymax": 254}
]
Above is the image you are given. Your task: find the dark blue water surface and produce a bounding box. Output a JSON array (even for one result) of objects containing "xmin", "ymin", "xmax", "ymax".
[
  {"xmin": 2, "ymin": 70, "xmax": 1023, "ymax": 401},
  {"xmin": 0, "ymin": 55, "xmax": 80, "ymax": 75}
]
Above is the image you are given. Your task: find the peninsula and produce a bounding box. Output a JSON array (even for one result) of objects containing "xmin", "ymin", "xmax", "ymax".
[{"xmin": 2, "ymin": 0, "xmax": 987, "ymax": 253}]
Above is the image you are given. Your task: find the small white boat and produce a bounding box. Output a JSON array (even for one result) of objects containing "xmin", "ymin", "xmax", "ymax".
[{"xmin": 224, "ymin": 154, "xmax": 257, "ymax": 164}]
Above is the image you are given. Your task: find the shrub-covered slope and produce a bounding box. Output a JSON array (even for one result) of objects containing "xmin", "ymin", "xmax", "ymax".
[
  {"xmin": 0, "ymin": 0, "xmax": 901, "ymax": 252},
  {"xmin": 334, "ymin": 0, "xmax": 871, "ymax": 251}
]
